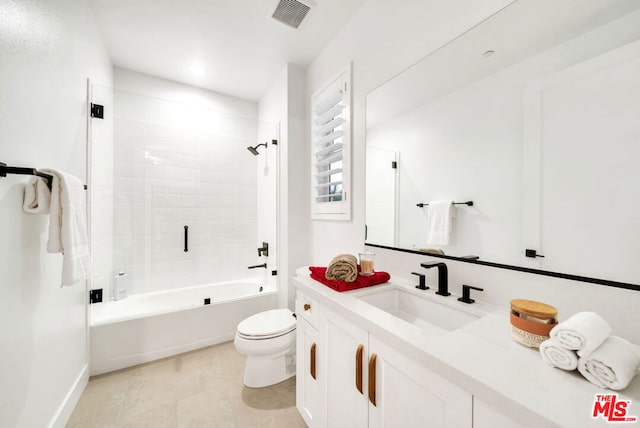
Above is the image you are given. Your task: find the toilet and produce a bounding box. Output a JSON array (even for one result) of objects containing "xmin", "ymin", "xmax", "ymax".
[{"xmin": 234, "ymin": 308, "xmax": 297, "ymax": 388}]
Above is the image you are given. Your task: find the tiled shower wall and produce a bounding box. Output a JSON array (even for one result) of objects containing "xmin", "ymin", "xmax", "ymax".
[{"xmin": 110, "ymin": 89, "xmax": 265, "ymax": 295}]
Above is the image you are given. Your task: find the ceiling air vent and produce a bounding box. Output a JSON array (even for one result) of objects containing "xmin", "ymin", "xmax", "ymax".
[{"xmin": 272, "ymin": 0, "xmax": 311, "ymax": 29}]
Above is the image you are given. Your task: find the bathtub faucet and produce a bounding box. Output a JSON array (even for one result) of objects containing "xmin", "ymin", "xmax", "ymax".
[
  {"xmin": 248, "ymin": 263, "xmax": 267, "ymax": 269},
  {"xmin": 257, "ymin": 242, "xmax": 269, "ymax": 257}
]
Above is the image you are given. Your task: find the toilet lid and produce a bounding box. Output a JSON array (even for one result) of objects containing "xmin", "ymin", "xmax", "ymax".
[{"xmin": 237, "ymin": 308, "xmax": 296, "ymax": 338}]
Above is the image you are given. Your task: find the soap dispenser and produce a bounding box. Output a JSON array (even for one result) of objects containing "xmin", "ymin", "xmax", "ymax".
[{"xmin": 113, "ymin": 271, "xmax": 129, "ymax": 301}]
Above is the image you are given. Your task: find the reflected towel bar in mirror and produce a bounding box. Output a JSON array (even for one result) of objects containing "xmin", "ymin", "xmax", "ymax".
[
  {"xmin": 416, "ymin": 201, "xmax": 473, "ymax": 208},
  {"xmin": 0, "ymin": 162, "xmax": 53, "ymax": 191}
]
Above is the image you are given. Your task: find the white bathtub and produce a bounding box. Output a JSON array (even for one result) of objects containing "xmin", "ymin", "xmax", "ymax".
[{"xmin": 89, "ymin": 280, "xmax": 277, "ymax": 375}]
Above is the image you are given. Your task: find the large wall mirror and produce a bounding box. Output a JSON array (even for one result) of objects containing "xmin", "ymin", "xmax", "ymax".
[{"xmin": 365, "ymin": 0, "xmax": 640, "ymax": 288}]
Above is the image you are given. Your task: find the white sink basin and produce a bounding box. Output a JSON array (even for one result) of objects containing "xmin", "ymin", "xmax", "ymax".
[{"xmin": 353, "ymin": 285, "xmax": 484, "ymax": 335}]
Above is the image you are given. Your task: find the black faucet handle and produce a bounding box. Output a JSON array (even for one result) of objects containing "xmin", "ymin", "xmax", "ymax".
[
  {"xmin": 258, "ymin": 242, "xmax": 269, "ymax": 257},
  {"xmin": 458, "ymin": 284, "xmax": 484, "ymax": 304},
  {"xmin": 248, "ymin": 263, "xmax": 267, "ymax": 269},
  {"xmin": 420, "ymin": 261, "xmax": 445, "ymax": 268},
  {"xmin": 411, "ymin": 272, "xmax": 429, "ymax": 290}
]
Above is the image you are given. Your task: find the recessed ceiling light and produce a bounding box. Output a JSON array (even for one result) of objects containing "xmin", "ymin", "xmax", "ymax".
[
  {"xmin": 189, "ymin": 63, "xmax": 206, "ymax": 76},
  {"xmin": 482, "ymin": 50, "xmax": 496, "ymax": 58}
]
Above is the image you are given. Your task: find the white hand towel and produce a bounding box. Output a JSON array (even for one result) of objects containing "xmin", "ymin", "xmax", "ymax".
[
  {"xmin": 540, "ymin": 337, "xmax": 579, "ymax": 371},
  {"xmin": 426, "ymin": 200, "xmax": 454, "ymax": 245},
  {"xmin": 22, "ymin": 177, "xmax": 51, "ymax": 214},
  {"xmin": 578, "ymin": 336, "xmax": 640, "ymax": 390},
  {"xmin": 550, "ymin": 312, "xmax": 612, "ymax": 357},
  {"xmin": 42, "ymin": 169, "xmax": 91, "ymax": 286}
]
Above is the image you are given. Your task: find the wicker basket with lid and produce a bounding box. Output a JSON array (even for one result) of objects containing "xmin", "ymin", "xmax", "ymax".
[{"xmin": 510, "ymin": 299, "xmax": 558, "ymax": 348}]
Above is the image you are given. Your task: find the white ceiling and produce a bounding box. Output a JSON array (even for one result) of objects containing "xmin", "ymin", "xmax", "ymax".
[{"xmin": 88, "ymin": 0, "xmax": 367, "ymax": 101}]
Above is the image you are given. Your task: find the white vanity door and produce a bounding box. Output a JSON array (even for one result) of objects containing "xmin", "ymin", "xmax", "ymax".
[
  {"xmin": 324, "ymin": 310, "xmax": 370, "ymax": 428},
  {"xmin": 473, "ymin": 398, "xmax": 526, "ymax": 428},
  {"xmin": 296, "ymin": 316, "xmax": 325, "ymax": 427},
  {"xmin": 368, "ymin": 335, "xmax": 472, "ymax": 428}
]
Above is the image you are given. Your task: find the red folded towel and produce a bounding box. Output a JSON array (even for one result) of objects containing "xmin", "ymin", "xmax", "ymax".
[{"xmin": 309, "ymin": 266, "xmax": 390, "ymax": 292}]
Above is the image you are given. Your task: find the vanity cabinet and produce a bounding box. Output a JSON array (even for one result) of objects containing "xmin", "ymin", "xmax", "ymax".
[
  {"xmin": 296, "ymin": 295, "xmax": 324, "ymax": 427},
  {"xmin": 296, "ymin": 291, "xmax": 472, "ymax": 428},
  {"xmin": 368, "ymin": 335, "xmax": 472, "ymax": 428},
  {"xmin": 473, "ymin": 398, "xmax": 525, "ymax": 428},
  {"xmin": 324, "ymin": 311, "xmax": 369, "ymax": 427}
]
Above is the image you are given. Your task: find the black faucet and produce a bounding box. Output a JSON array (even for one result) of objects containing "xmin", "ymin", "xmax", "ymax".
[
  {"xmin": 421, "ymin": 261, "xmax": 450, "ymax": 296},
  {"xmin": 257, "ymin": 242, "xmax": 269, "ymax": 257},
  {"xmin": 248, "ymin": 263, "xmax": 267, "ymax": 269},
  {"xmin": 411, "ymin": 272, "xmax": 429, "ymax": 290},
  {"xmin": 458, "ymin": 284, "xmax": 483, "ymax": 304}
]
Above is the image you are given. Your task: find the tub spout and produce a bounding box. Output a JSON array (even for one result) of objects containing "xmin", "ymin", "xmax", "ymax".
[{"xmin": 248, "ymin": 263, "xmax": 267, "ymax": 269}]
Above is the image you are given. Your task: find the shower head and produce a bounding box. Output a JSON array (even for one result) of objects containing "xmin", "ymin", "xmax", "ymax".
[{"xmin": 247, "ymin": 143, "xmax": 268, "ymax": 156}]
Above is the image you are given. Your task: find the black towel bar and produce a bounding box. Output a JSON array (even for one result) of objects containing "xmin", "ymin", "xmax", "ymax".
[
  {"xmin": 0, "ymin": 162, "xmax": 53, "ymax": 191},
  {"xmin": 417, "ymin": 201, "xmax": 473, "ymax": 208}
]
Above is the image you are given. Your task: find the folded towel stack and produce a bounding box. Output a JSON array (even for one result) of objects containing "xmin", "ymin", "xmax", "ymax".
[
  {"xmin": 539, "ymin": 312, "xmax": 640, "ymax": 390},
  {"xmin": 310, "ymin": 266, "xmax": 390, "ymax": 292},
  {"xmin": 539, "ymin": 338, "xmax": 579, "ymax": 371},
  {"xmin": 578, "ymin": 336, "xmax": 640, "ymax": 390},
  {"xmin": 418, "ymin": 248, "xmax": 445, "ymax": 255},
  {"xmin": 550, "ymin": 311, "xmax": 612, "ymax": 357},
  {"xmin": 325, "ymin": 254, "xmax": 358, "ymax": 282}
]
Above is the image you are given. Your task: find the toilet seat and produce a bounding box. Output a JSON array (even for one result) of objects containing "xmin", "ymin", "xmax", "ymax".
[{"xmin": 236, "ymin": 308, "xmax": 296, "ymax": 340}]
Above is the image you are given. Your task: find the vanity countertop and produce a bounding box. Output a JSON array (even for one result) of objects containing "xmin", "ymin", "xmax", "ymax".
[{"xmin": 294, "ymin": 267, "xmax": 640, "ymax": 428}]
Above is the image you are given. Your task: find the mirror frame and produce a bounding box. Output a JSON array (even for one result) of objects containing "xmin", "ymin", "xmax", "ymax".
[
  {"xmin": 363, "ymin": 1, "xmax": 640, "ymax": 292},
  {"xmin": 365, "ymin": 243, "xmax": 640, "ymax": 292}
]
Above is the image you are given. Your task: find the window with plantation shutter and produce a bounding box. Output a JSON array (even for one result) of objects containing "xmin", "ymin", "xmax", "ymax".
[{"xmin": 311, "ymin": 64, "xmax": 351, "ymax": 220}]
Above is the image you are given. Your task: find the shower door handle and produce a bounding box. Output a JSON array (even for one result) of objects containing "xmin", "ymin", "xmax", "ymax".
[{"xmin": 184, "ymin": 225, "xmax": 189, "ymax": 252}]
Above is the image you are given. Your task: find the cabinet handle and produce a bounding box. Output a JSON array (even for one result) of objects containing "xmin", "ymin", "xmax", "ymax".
[
  {"xmin": 304, "ymin": 303, "xmax": 311, "ymax": 311},
  {"xmin": 310, "ymin": 343, "xmax": 317, "ymax": 380},
  {"xmin": 355, "ymin": 344, "xmax": 364, "ymax": 394},
  {"xmin": 368, "ymin": 353, "xmax": 377, "ymax": 406}
]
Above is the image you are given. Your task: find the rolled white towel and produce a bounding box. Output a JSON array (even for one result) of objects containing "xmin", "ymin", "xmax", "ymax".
[
  {"xmin": 550, "ymin": 312, "xmax": 612, "ymax": 357},
  {"xmin": 22, "ymin": 177, "xmax": 51, "ymax": 214},
  {"xmin": 539, "ymin": 337, "xmax": 578, "ymax": 371},
  {"xmin": 578, "ymin": 336, "xmax": 640, "ymax": 390}
]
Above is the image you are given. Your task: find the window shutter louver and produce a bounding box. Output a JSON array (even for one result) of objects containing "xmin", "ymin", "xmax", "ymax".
[{"xmin": 311, "ymin": 64, "xmax": 351, "ymax": 220}]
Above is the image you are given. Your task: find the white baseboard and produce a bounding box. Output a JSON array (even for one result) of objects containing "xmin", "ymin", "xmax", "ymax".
[{"xmin": 49, "ymin": 363, "xmax": 88, "ymax": 428}]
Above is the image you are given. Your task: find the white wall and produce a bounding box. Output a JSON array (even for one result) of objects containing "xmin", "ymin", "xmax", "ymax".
[
  {"xmin": 306, "ymin": 0, "xmax": 517, "ymax": 262},
  {"xmin": 304, "ymin": 0, "xmax": 640, "ymax": 341},
  {"xmin": 367, "ymin": 74, "xmax": 522, "ymax": 262},
  {"xmin": 0, "ymin": 0, "xmax": 112, "ymax": 426},
  {"xmin": 259, "ymin": 63, "xmax": 309, "ymax": 309},
  {"xmin": 366, "ymin": 9, "xmax": 640, "ymax": 280},
  {"xmin": 102, "ymin": 69, "xmax": 267, "ymax": 296}
]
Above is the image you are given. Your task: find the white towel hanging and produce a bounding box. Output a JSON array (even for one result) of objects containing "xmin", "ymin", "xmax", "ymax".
[
  {"xmin": 42, "ymin": 169, "xmax": 91, "ymax": 286},
  {"xmin": 23, "ymin": 177, "xmax": 51, "ymax": 214},
  {"xmin": 426, "ymin": 200, "xmax": 454, "ymax": 245}
]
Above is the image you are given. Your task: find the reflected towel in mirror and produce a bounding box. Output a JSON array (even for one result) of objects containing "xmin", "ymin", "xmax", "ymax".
[{"xmin": 426, "ymin": 200, "xmax": 454, "ymax": 246}]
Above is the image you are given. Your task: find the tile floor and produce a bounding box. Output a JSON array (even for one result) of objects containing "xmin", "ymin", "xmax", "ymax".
[{"xmin": 67, "ymin": 341, "xmax": 306, "ymax": 427}]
